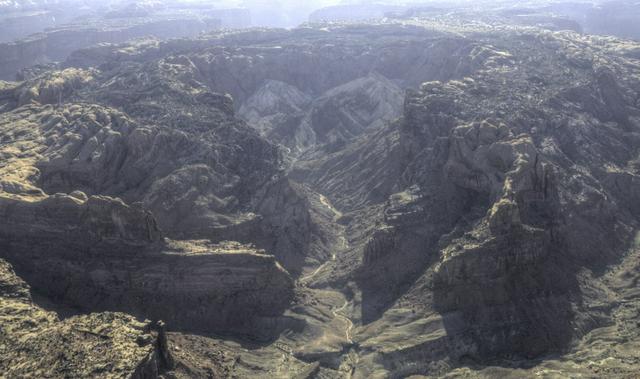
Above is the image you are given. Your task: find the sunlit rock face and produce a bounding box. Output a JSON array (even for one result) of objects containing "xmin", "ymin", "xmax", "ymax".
[{"xmin": 1, "ymin": 8, "xmax": 640, "ymax": 379}]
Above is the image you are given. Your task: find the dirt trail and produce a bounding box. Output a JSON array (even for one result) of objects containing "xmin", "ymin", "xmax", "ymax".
[
  {"xmin": 333, "ymin": 300, "xmax": 354, "ymax": 344},
  {"xmin": 300, "ymin": 253, "xmax": 335, "ymax": 283},
  {"xmin": 319, "ymin": 194, "xmax": 343, "ymax": 222}
]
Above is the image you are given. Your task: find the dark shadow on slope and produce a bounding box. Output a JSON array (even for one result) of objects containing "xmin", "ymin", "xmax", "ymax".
[
  {"xmin": 433, "ymin": 242, "xmax": 582, "ymax": 361},
  {"xmin": 356, "ymin": 184, "xmax": 487, "ymax": 324}
]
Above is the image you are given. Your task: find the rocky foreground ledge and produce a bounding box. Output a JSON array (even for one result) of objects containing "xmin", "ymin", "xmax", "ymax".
[{"xmin": 0, "ymin": 258, "xmax": 174, "ymax": 378}]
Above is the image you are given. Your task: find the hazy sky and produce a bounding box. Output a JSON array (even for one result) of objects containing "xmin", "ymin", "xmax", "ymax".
[{"xmin": 0, "ymin": 0, "xmax": 577, "ymax": 29}]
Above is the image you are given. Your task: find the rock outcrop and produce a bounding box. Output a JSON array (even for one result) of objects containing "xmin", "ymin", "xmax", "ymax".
[
  {"xmin": 0, "ymin": 258, "xmax": 174, "ymax": 378},
  {"xmin": 0, "ymin": 62, "xmax": 319, "ymax": 272},
  {"xmin": 349, "ymin": 23, "xmax": 640, "ymax": 376},
  {"xmin": 0, "ymin": 80, "xmax": 296, "ymax": 336}
]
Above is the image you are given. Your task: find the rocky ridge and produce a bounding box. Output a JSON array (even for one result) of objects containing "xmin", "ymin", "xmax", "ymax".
[
  {"xmin": 335, "ymin": 23, "xmax": 640, "ymax": 377},
  {"xmin": 0, "ymin": 0, "xmax": 251, "ymax": 81},
  {"xmin": 0, "ymin": 99, "xmax": 295, "ymax": 336}
]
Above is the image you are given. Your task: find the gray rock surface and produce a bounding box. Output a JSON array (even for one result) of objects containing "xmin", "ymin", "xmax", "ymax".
[
  {"xmin": 240, "ymin": 73, "xmax": 403, "ymax": 153},
  {"xmin": 2, "ymin": 14, "xmax": 640, "ymax": 379},
  {"xmin": 0, "ymin": 72, "xmax": 296, "ymax": 337}
]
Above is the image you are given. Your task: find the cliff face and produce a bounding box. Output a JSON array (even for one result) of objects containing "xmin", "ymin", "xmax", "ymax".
[
  {"xmin": 3, "ymin": 215, "xmax": 294, "ymax": 335},
  {"xmin": 0, "ymin": 182, "xmax": 294, "ymax": 337},
  {"xmin": 349, "ymin": 26, "xmax": 640, "ymax": 373},
  {"xmin": 0, "ymin": 158, "xmax": 294, "ymax": 335},
  {"xmin": 163, "ymin": 25, "xmax": 490, "ymax": 107},
  {"xmin": 0, "ymin": 193, "xmax": 160, "ymax": 246}
]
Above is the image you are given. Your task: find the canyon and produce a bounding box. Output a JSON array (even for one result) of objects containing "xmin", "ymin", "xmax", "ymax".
[{"xmin": 1, "ymin": 1, "xmax": 640, "ymax": 378}]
